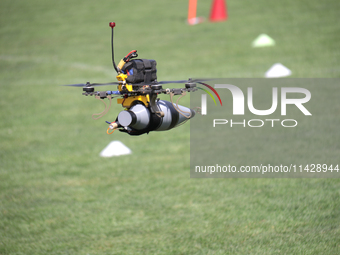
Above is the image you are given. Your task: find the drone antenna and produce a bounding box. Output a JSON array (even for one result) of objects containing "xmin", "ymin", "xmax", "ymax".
[{"xmin": 109, "ymin": 22, "xmax": 119, "ymax": 73}]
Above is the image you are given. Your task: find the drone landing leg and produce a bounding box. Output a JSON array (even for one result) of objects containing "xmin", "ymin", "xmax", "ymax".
[
  {"xmin": 149, "ymin": 93, "xmax": 164, "ymax": 117},
  {"xmin": 170, "ymin": 92, "xmax": 192, "ymax": 119},
  {"xmin": 92, "ymin": 95, "xmax": 112, "ymax": 120}
]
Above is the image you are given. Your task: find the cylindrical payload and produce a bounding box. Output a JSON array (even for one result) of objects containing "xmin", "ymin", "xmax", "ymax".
[{"xmin": 117, "ymin": 100, "xmax": 195, "ymax": 134}]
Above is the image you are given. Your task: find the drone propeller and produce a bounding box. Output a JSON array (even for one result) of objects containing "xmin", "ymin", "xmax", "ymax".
[
  {"xmin": 157, "ymin": 78, "xmax": 215, "ymax": 84},
  {"xmin": 128, "ymin": 78, "xmax": 216, "ymax": 86},
  {"xmin": 156, "ymin": 80, "xmax": 189, "ymax": 85},
  {"xmin": 63, "ymin": 81, "xmax": 120, "ymax": 87}
]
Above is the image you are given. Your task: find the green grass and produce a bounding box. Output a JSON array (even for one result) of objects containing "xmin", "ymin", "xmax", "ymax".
[{"xmin": 0, "ymin": 0, "xmax": 339, "ymax": 254}]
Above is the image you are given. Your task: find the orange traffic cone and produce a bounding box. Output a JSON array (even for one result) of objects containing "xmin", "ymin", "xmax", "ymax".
[
  {"xmin": 187, "ymin": 0, "xmax": 204, "ymax": 25},
  {"xmin": 209, "ymin": 0, "xmax": 228, "ymax": 22}
]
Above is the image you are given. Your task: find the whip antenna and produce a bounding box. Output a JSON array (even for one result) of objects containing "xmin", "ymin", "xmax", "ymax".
[{"xmin": 109, "ymin": 22, "xmax": 119, "ymax": 73}]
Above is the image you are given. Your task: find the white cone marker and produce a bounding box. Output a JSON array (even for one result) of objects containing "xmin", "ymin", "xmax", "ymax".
[
  {"xmin": 100, "ymin": 141, "xmax": 132, "ymax": 157},
  {"xmin": 265, "ymin": 63, "xmax": 292, "ymax": 78}
]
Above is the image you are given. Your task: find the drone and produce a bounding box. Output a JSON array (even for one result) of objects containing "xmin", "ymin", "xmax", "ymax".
[{"xmin": 65, "ymin": 22, "xmax": 209, "ymax": 136}]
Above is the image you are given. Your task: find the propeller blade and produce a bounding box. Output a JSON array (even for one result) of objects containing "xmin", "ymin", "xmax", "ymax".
[
  {"xmin": 91, "ymin": 82, "xmax": 120, "ymax": 86},
  {"xmin": 156, "ymin": 78, "xmax": 216, "ymax": 85},
  {"xmin": 63, "ymin": 82, "xmax": 120, "ymax": 87},
  {"xmin": 63, "ymin": 83, "xmax": 88, "ymax": 87},
  {"xmin": 114, "ymin": 80, "xmax": 191, "ymax": 86},
  {"xmin": 156, "ymin": 80, "xmax": 189, "ymax": 85}
]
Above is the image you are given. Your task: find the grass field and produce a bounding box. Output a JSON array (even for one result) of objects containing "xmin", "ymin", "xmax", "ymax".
[{"xmin": 1, "ymin": 0, "xmax": 340, "ymax": 254}]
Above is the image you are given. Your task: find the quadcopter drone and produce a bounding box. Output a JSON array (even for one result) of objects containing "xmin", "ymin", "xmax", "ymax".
[{"xmin": 66, "ymin": 22, "xmax": 209, "ymax": 136}]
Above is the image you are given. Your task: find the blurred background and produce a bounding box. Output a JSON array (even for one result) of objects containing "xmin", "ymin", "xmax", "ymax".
[{"xmin": 1, "ymin": 0, "xmax": 339, "ymax": 254}]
